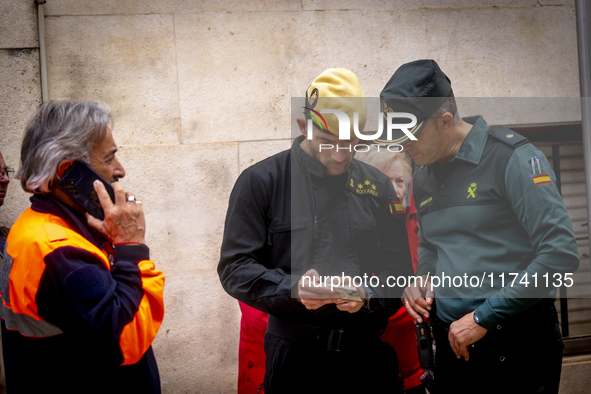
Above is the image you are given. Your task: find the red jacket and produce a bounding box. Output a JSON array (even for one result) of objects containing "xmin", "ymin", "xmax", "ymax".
[
  {"xmin": 380, "ymin": 184, "xmax": 424, "ymax": 390},
  {"xmin": 238, "ymin": 302, "xmax": 267, "ymax": 393}
]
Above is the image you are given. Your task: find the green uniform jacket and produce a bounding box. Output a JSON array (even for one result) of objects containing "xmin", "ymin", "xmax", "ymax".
[{"xmin": 413, "ymin": 116, "xmax": 579, "ymax": 330}]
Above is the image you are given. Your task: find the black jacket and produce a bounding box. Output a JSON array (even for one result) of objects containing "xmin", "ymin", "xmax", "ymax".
[{"xmin": 218, "ymin": 136, "xmax": 413, "ymax": 330}]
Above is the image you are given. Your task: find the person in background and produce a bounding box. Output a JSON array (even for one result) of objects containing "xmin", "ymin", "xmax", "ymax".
[
  {"xmin": 0, "ymin": 150, "xmax": 14, "ymax": 258},
  {"xmin": 356, "ymin": 148, "xmax": 427, "ymax": 394},
  {"xmin": 237, "ymin": 301, "xmax": 267, "ymax": 393},
  {"xmin": 0, "ymin": 149, "xmax": 15, "ymax": 393}
]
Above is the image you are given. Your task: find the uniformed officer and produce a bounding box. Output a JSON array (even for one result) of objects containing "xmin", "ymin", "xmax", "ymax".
[
  {"xmin": 376, "ymin": 60, "xmax": 579, "ymax": 393},
  {"xmin": 218, "ymin": 69, "xmax": 413, "ymax": 393}
]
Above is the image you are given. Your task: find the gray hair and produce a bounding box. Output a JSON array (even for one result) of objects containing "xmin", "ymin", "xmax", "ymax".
[
  {"xmin": 18, "ymin": 99, "xmax": 112, "ymax": 193},
  {"xmin": 355, "ymin": 147, "xmax": 413, "ymax": 205},
  {"xmin": 429, "ymin": 88, "xmax": 460, "ymax": 125}
]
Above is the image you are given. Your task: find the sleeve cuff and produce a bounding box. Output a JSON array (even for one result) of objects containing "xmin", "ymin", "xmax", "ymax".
[
  {"xmin": 113, "ymin": 243, "xmax": 150, "ymax": 264},
  {"xmin": 416, "ymin": 265, "xmax": 436, "ymax": 277},
  {"xmin": 474, "ymin": 300, "xmax": 503, "ymax": 331}
]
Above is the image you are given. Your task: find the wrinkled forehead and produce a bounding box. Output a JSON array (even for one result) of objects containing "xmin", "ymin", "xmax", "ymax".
[{"xmin": 387, "ymin": 158, "xmax": 411, "ymax": 178}]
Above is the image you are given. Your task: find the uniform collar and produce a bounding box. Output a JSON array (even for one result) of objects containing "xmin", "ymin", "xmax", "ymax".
[
  {"xmin": 292, "ymin": 135, "xmax": 329, "ymax": 178},
  {"xmin": 448, "ymin": 115, "xmax": 489, "ymax": 166}
]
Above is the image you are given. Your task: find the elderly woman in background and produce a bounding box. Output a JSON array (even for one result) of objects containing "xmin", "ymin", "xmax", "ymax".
[{"xmin": 356, "ymin": 148, "xmax": 426, "ymax": 394}]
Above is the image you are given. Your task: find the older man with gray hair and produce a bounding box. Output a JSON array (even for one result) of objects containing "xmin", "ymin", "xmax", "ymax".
[{"xmin": 1, "ymin": 100, "xmax": 165, "ymax": 394}]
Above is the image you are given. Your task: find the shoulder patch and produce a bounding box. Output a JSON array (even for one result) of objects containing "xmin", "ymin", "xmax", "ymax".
[
  {"xmin": 388, "ymin": 198, "xmax": 405, "ymax": 216},
  {"xmin": 488, "ymin": 126, "xmax": 528, "ymax": 148},
  {"xmin": 533, "ymin": 174, "xmax": 552, "ymax": 185},
  {"xmin": 348, "ymin": 176, "xmax": 380, "ymax": 197},
  {"xmin": 43, "ymin": 223, "xmax": 68, "ymax": 242}
]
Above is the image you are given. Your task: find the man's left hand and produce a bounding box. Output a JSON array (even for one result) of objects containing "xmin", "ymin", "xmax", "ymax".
[
  {"xmin": 448, "ymin": 311, "xmax": 487, "ymax": 361},
  {"xmin": 335, "ymin": 300, "xmax": 364, "ymax": 313}
]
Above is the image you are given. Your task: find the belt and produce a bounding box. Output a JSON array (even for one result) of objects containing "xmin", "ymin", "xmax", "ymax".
[{"xmin": 266, "ymin": 315, "xmax": 378, "ymax": 352}]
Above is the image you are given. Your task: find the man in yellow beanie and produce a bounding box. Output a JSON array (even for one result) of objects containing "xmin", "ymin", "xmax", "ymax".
[{"xmin": 218, "ymin": 69, "xmax": 412, "ymax": 393}]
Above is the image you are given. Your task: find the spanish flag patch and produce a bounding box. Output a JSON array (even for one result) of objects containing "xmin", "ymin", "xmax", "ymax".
[
  {"xmin": 533, "ymin": 174, "xmax": 552, "ymax": 185},
  {"xmin": 389, "ymin": 199, "xmax": 404, "ymax": 216}
]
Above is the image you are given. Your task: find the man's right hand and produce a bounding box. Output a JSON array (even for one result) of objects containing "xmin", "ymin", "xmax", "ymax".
[
  {"xmin": 296, "ymin": 269, "xmax": 345, "ymax": 310},
  {"xmin": 402, "ymin": 274, "xmax": 434, "ymax": 324},
  {"xmin": 86, "ymin": 180, "xmax": 146, "ymax": 245}
]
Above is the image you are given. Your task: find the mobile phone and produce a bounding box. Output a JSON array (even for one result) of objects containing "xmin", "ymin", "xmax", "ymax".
[
  {"xmin": 416, "ymin": 320, "xmax": 434, "ymax": 370},
  {"xmin": 332, "ymin": 285, "xmax": 365, "ymax": 302},
  {"xmin": 57, "ymin": 161, "xmax": 115, "ymax": 220}
]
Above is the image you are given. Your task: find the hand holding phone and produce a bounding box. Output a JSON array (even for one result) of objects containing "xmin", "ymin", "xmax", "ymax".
[
  {"xmin": 57, "ymin": 161, "xmax": 115, "ymax": 220},
  {"xmin": 86, "ymin": 180, "xmax": 146, "ymax": 245},
  {"xmin": 57, "ymin": 161, "xmax": 146, "ymax": 245}
]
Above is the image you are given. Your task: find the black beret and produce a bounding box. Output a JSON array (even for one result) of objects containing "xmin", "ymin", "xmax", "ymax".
[{"xmin": 374, "ymin": 59, "xmax": 451, "ymax": 146}]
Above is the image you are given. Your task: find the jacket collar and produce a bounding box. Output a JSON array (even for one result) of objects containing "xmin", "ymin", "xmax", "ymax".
[
  {"xmin": 30, "ymin": 194, "xmax": 108, "ymax": 250},
  {"xmin": 293, "ymin": 135, "xmax": 329, "ymax": 178},
  {"xmin": 448, "ymin": 115, "xmax": 490, "ymax": 166}
]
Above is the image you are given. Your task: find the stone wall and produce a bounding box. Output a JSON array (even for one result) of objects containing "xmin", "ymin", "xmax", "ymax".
[{"xmin": 0, "ymin": 0, "xmax": 580, "ymax": 392}]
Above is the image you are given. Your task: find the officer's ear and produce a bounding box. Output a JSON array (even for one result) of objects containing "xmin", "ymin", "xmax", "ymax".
[
  {"xmin": 297, "ymin": 117, "xmax": 308, "ymax": 138},
  {"xmin": 56, "ymin": 160, "xmax": 74, "ymax": 178},
  {"xmin": 439, "ymin": 112, "xmax": 454, "ymax": 131}
]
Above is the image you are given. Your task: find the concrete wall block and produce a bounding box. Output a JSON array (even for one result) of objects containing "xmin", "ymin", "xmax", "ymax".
[
  {"xmin": 177, "ymin": 6, "xmax": 577, "ymax": 146},
  {"xmin": 456, "ymin": 97, "xmax": 582, "ymax": 126},
  {"xmin": 0, "ymin": 48, "xmax": 42, "ymax": 228},
  {"xmin": 45, "ymin": 0, "xmax": 302, "ymax": 15},
  {"xmin": 114, "ymin": 142, "xmax": 240, "ymax": 391},
  {"xmin": 154, "ymin": 272, "xmax": 240, "ymax": 393},
  {"xmin": 238, "ymin": 139, "xmax": 291, "ymax": 173},
  {"xmin": 175, "ymin": 12, "xmax": 306, "ymax": 144},
  {"xmin": 559, "ymin": 355, "xmax": 591, "ymax": 394},
  {"xmin": 302, "ymin": 0, "xmax": 539, "ymax": 11},
  {"xmin": 44, "ymin": 0, "xmax": 175, "ymax": 16},
  {"xmin": 114, "ymin": 142, "xmax": 238, "ymax": 276},
  {"xmin": 44, "ymin": 14, "xmax": 181, "ymax": 145},
  {"xmin": 0, "ymin": 0, "xmax": 38, "ymax": 49},
  {"xmin": 175, "ymin": 0, "xmax": 303, "ymax": 13},
  {"xmin": 429, "ymin": 6, "xmax": 578, "ymax": 98},
  {"xmin": 538, "ymin": 0, "xmax": 574, "ymax": 5},
  {"xmin": 295, "ymin": 6, "xmax": 578, "ymax": 99}
]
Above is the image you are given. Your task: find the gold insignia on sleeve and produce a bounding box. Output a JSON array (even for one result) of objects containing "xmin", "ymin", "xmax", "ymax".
[{"xmin": 506, "ymin": 134, "xmax": 514, "ymax": 139}]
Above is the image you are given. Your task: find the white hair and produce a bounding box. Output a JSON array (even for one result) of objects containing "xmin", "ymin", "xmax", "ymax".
[
  {"xmin": 356, "ymin": 147, "xmax": 413, "ymax": 205},
  {"xmin": 18, "ymin": 99, "xmax": 111, "ymax": 193}
]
